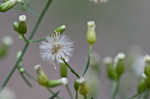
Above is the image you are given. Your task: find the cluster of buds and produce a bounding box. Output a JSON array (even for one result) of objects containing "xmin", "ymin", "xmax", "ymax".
[
  {"xmin": 104, "ymin": 52, "xmax": 126, "ymax": 80},
  {"xmin": 74, "ymin": 78, "xmax": 89, "ymax": 97},
  {"xmin": 13, "ymin": 15, "xmax": 27, "ymax": 36},
  {"xmin": 0, "ymin": 0, "xmax": 23, "ymax": 12},
  {"xmin": 137, "ymin": 55, "xmax": 150, "ymax": 94},
  {"xmin": 34, "ymin": 65, "xmax": 68, "ymax": 88}
]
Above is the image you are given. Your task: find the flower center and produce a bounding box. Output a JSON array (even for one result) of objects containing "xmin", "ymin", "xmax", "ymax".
[{"xmin": 52, "ymin": 43, "xmax": 62, "ymax": 55}]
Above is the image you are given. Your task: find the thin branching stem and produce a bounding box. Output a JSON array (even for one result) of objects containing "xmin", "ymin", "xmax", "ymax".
[
  {"xmin": 112, "ymin": 80, "xmax": 120, "ymax": 99},
  {"xmin": 82, "ymin": 45, "xmax": 92, "ymax": 76},
  {"xmin": 47, "ymin": 88, "xmax": 62, "ymax": 99},
  {"xmin": 0, "ymin": 0, "xmax": 53, "ymax": 92},
  {"xmin": 62, "ymin": 58, "xmax": 80, "ymax": 78}
]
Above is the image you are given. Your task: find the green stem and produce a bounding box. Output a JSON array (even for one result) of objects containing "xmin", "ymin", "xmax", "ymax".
[
  {"xmin": 65, "ymin": 85, "xmax": 73, "ymax": 99},
  {"xmin": 47, "ymin": 88, "xmax": 61, "ymax": 99},
  {"xmin": 30, "ymin": 38, "xmax": 46, "ymax": 43},
  {"xmin": 22, "ymin": 35, "xmax": 29, "ymax": 43},
  {"xmin": 112, "ymin": 80, "xmax": 120, "ymax": 99},
  {"xmin": 49, "ymin": 91, "xmax": 59, "ymax": 99},
  {"xmin": 17, "ymin": 65, "xmax": 33, "ymax": 87},
  {"xmin": 0, "ymin": 0, "xmax": 53, "ymax": 92},
  {"xmin": 75, "ymin": 91, "xmax": 78, "ymax": 99},
  {"xmin": 129, "ymin": 93, "xmax": 139, "ymax": 99},
  {"xmin": 82, "ymin": 45, "xmax": 92, "ymax": 76},
  {"xmin": 144, "ymin": 90, "xmax": 149, "ymax": 99},
  {"xmin": 23, "ymin": 69, "xmax": 37, "ymax": 81},
  {"xmin": 84, "ymin": 95, "xmax": 87, "ymax": 99},
  {"xmin": 62, "ymin": 58, "xmax": 80, "ymax": 78}
]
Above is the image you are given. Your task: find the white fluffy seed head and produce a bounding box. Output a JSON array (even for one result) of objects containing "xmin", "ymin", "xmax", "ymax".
[
  {"xmin": 40, "ymin": 33, "xmax": 74, "ymax": 64},
  {"xmin": 2, "ymin": 36, "xmax": 13, "ymax": 46},
  {"xmin": 144, "ymin": 55, "xmax": 150, "ymax": 64},
  {"xmin": 60, "ymin": 78, "xmax": 68, "ymax": 85},
  {"xmin": 104, "ymin": 56, "xmax": 113, "ymax": 65},
  {"xmin": 18, "ymin": 15, "xmax": 26, "ymax": 22}
]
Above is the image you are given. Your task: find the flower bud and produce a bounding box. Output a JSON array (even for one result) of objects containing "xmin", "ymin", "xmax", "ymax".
[
  {"xmin": 0, "ymin": 0, "xmax": 20, "ymax": 12},
  {"xmin": 79, "ymin": 82, "xmax": 89, "ymax": 96},
  {"xmin": 86, "ymin": 21, "xmax": 96, "ymax": 45},
  {"xmin": 17, "ymin": 15, "xmax": 27, "ymax": 35},
  {"xmin": 144, "ymin": 55, "xmax": 150, "ymax": 65},
  {"xmin": 47, "ymin": 78, "xmax": 68, "ymax": 88},
  {"xmin": 60, "ymin": 63, "xmax": 67, "ymax": 77},
  {"xmin": 75, "ymin": 78, "xmax": 89, "ymax": 96},
  {"xmin": 13, "ymin": 21, "xmax": 19, "ymax": 32},
  {"xmin": 55, "ymin": 25, "xmax": 66, "ymax": 34},
  {"xmin": 138, "ymin": 78, "xmax": 147, "ymax": 94},
  {"xmin": 144, "ymin": 55, "xmax": 150, "ymax": 77},
  {"xmin": 104, "ymin": 57, "xmax": 116, "ymax": 80},
  {"xmin": 115, "ymin": 53, "xmax": 126, "ymax": 78},
  {"xmin": 74, "ymin": 80, "xmax": 80, "ymax": 91},
  {"xmin": 34, "ymin": 65, "xmax": 48, "ymax": 87}
]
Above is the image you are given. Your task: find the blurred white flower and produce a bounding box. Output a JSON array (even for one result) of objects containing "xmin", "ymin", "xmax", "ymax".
[
  {"xmin": 0, "ymin": 88, "xmax": 16, "ymax": 99},
  {"xmin": 89, "ymin": 0, "xmax": 108, "ymax": 3},
  {"xmin": 133, "ymin": 56, "xmax": 145, "ymax": 76},
  {"xmin": 40, "ymin": 32, "xmax": 74, "ymax": 64},
  {"xmin": 2, "ymin": 36, "xmax": 13, "ymax": 46},
  {"xmin": 129, "ymin": 45, "xmax": 145, "ymax": 76}
]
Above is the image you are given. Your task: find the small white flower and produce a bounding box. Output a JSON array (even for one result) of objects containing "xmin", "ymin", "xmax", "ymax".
[
  {"xmin": 2, "ymin": 36, "xmax": 13, "ymax": 46},
  {"xmin": 60, "ymin": 77, "xmax": 68, "ymax": 85},
  {"xmin": 40, "ymin": 33, "xmax": 74, "ymax": 64},
  {"xmin": 18, "ymin": 15, "xmax": 26, "ymax": 22},
  {"xmin": 0, "ymin": 87, "xmax": 16, "ymax": 99},
  {"xmin": 89, "ymin": 0, "xmax": 108, "ymax": 3}
]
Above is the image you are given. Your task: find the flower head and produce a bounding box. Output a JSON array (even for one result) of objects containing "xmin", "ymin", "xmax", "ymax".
[{"xmin": 40, "ymin": 32, "xmax": 74, "ymax": 64}]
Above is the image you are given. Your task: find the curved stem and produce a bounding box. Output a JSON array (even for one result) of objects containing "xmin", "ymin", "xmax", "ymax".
[
  {"xmin": 82, "ymin": 45, "xmax": 92, "ymax": 76},
  {"xmin": 84, "ymin": 95, "xmax": 87, "ymax": 99},
  {"xmin": 0, "ymin": 0, "xmax": 53, "ymax": 92},
  {"xmin": 112, "ymin": 80, "xmax": 120, "ymax": 99}
]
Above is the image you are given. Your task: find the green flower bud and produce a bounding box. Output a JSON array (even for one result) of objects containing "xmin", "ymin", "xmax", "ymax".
[
  {"xmin": 0, "ymin": 45, "xmax": 7, "ymax": 59},
  {"xmin": 138, "ymin": 78, "xmax": 147, "ymax": 94},
  {"xmin": 75, "ymin": 78, "xmax": 89, "ymax": 96},
  {"xmin": 18, "ymin": 15, "xmax": 27, "ymax": 35},
  {"xmin": 55, "ymin": 25, "xmax": 66, "ymax": 34},
  {"xmin": 144, "ymin": 55, "xmax": 150, "ymax": 77},
  {"xmin": 104, "ymin": 57, "xmax": 116, "ymax": 80},
  {"xmin": 79, "ymin": 82, "xmax": 89, "ymax": 96},
  {"xmin": 0, "ymin": 0, "xmax": 19, "ymax": 12},
  {"xmin": 60, "ymin": 63, "xmax": 67, "ymax": 77},
  {"xmin": 19, "ymin": 67, "xmax": 24, "ymax": 73},
  {"xmin": 13, "ymin": 21, "xmax": 19, "ymax": 32},
  {"xmin": 34, "ymin": 65, "xmax": 48, "ymax": 87},
  {"xmin": 47, "ymin": 78, "xmax": 68, "ymax": 88},
  {"xmin": 86, "ymin": 21, "xmax": 96, "ymax": 45},
  {"xmin": 74, "ymin": 80, "xmax": 80, "ymax": 91},
  {"xmin": 115, "ymin": 53, "xmax": 126, "ymax": 78}
]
